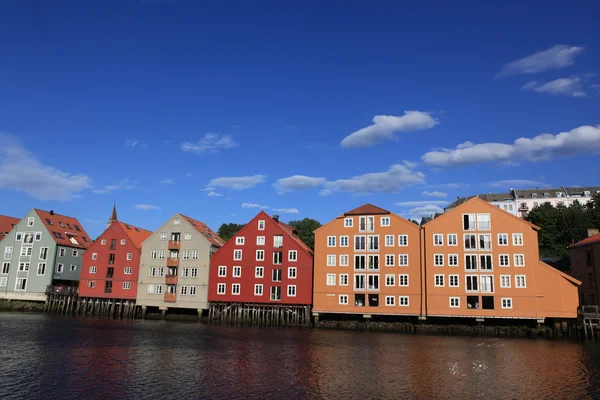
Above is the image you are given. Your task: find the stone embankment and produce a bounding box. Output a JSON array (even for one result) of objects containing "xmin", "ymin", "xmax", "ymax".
[{"xmin": 0, "ymin": 300, "xmax": 45, "ymax": 313}]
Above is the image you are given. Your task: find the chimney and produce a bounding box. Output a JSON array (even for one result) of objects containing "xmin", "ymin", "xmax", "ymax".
[
  {"xmin": 50, "ymin": 210, "xmax": 54, "ymax": 215},
  {"xmin": 588, "ymin": 228, "xmax": 599, "ymax": 237},
  {"xmin": 456, "ymin": 196, "xmax": 459, "ymax": 200},
  {"xmin": 273, "ymin": 215, "xmax": 279, "ymax": 223}
]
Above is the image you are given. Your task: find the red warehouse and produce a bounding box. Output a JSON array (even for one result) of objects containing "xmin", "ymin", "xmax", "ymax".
[
  {"xmin": 79, "ymin": 206, "xmax": 152, "ymax": 315},
  {"xmin": 208, "ymin": 211, "xmax": 314, "ymax": 326}
]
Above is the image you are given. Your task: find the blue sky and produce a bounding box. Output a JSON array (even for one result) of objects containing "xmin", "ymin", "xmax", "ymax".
[{"xmin": 1, "ymin": 1, "xmax": 599, "ymax": 238}]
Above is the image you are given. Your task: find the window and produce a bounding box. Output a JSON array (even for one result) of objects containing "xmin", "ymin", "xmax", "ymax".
[
  {"xmin": 151, "ymin": 250, "xmax": 157, "ymax": 259},
  {"xmin": 450, "ymin": 297, "xmax": 460, "ymax": 308},
  {"xmin": 327, "ymin": 236, "xmax": 336, "ymax": 247},
  {"xmin": 180, "ymin": 285, "xmax": 188, "ymax": 295},
  {"xmin": 70, "ymin": 264, "xmax": 77, "ymax": 272},
  {"xmin": 91, "ymin": 252, "xmax": 97, "ymax": 260},
  {"xmin": 191, "ymin": 268, "xmax": 198, "ymax": 277},
  {"xmin": 108, "ymin": 254, "xmax": 115, "ymax": 264},
  {"xmin": 385, "ymin": 274, "xmax": 395, "ymax": 286},
  {"xmin": 385, "ymin": 254, "xmax": 395, "ymax": 266},
  {"xmin": 499, "ymin": 254, "xmax": 510, "ymax": 267},
  {"xmin": 434, "ymin": 274, "xmax": 445, "ymax": 287},
  {"xmin": 35, "ymin": 232, "xmax": 42, "ymax": 241},
  {"xmin": 478, "ymin": 234, "xmax": 492, "ymax": 250},
  {"xmin": 477, "ymin": 213, "xmax": 491, "ymax": 230},
  {"xmin": 147, "ymin": 284, "xmax": 154, "ymax": 294},
  {"xmin": 480, "ymin": 255, "xmax": 493, "ymax": 271},
  {"xmin": 27, "ymin": 217, "xmax": 35, "ymax": 227},
  {"xmin": 287, "ymin": 285, "xmax": 296, "ymax": 297},
  {"xmin": 434, "ymin": 254, "xmax": 444, "ymax": 266},
  {"xmin": 433, "ymin": 234, "xmax": 443, "ymax": 246},
  {"xmin": 466, "ymin": 275, "xmax": 478, "ymax": 291},
  {"xmin": 340, "ymin": 236, "xmax": 349, "ymax": 247},
  {"xmin": 0, "ymin": 277, "xmax": 5, "ymax": 287},
  {"xmin": 359, "ymin": 216, "xmax": 366, "ymax": 232},
  {"xmin": 123, "ymin": 282, "xmax": 131, "ymax": 290},
  {"xmin": 57, "ymin": 264, "xmax": 64, "ymax": 273},
  {"xmin": 218, "ymin": 266, "xmax": 227, "ymax": 277},
  {"xmin": 192, "ymin": 250, "xmax": 199, "ymax": 260},
  {"xmin": 273, "ymin": 235, "xmax": 283, "ymax": 248},
  {"xmin": 126, "ymin": 253, "xmax": 133, "ymax": 261},
  {"xmin": 339, "ymin": 254, "xmax": 349, "ymax": 266},
  {"xmin": 258, "ymin": 220, "xmax": 265, "ymax": 230},
  {"xmin": 463, "ymin": 213, "xmax": 476, "ymax": 230},
  {"xmin": 500, "ymin": 275, "xmax": 511, "ymax": 288},
  {"xmin": 368, "ymin": 255, "xmax": 379, "ymax": 270},
  {"xmin": 157, "ymin": 267, "xmax": 164, "ymax": 277},
  {"xmin": 273, "ymin": 251, "xmax": 283, "ymax": 265},
  {"xmin": 398, "ymin": 235, "xmax": 408, "ymax": 246},
  {"xmin": 21, "ymin": 247, "xmax": 32, "ymax": 256},
  {"xmin": 354, "ymin": 235, "xmax": 366, "ymax": 251},
  {"xmin": 155, "ymin": 285, "xmax": 163, "ymax": 294},
  {"xmin": 380, "ymin": 217, "xmax": 390, "ymax": 227},
  {"xmin": 256, "ymin": 236, "xmax": 265, "ymax": 246},
  {"xmin": 173, "ymin": 219, "xmax": 180, "ymax": 225},
  {"xmin": 15, "ymin": 278, "xmax": 27, "ymax": 291},
  {"xmin": 255, "ymin": 266, "xmax": 264, "ymax": 278},
  {"xmin": 512, "ymin": 234, "xmax": 523, "ymax": 246},
  {"xmin": 256, "ymin": 250, "xmax": 265, "ymax": 261},
  {"xmin": 465, "ymin": 255, "xmax": 478, "ymax": 271},
  {"xmin": 447, "ymin": 234, "xmax": 457, "ymax": 246},
  {"xmin": 181, "ymin": 250, "xmax": 189, "ymax": 260},
  {"xmin": 1, "ymin": 262, "xmax": 10, "ymax": 274},
  {"xmin": 110, "ymin": 239, "xmax": 117, "ymax": 250},
  {"xmin": 160, "ymin": 233, "xmax": 167, "ymax": 240},
  {"xmin": 399, "ymin": 274, "xmax": 409, "ymax": 286},
  {"xmin": 235, "ymin": 236, "xmax": 245, "ymax": 246},
  {"xmin": 101, "ymin": 239, "xmax": 106, "ymax": 245},
  {"xmin": 272, "ymin": 269, "xmax": 282, "ymax": 282},
  {"xmin": 354, "ymin": 274, "xmax": 366, "ymax": 290},
  {"xmin": 448, "ymin": 254, "xmax": 458, "ymax": 266},
  {"xmin": 120, "ymin": 239, "xmax": 126, "ymax": 245},
  {"xmin": 385, "ymin": 235, "xmax": 394, "ymax": 247},
  {"xmin": 184, "ymin": 233, "xmax": 192, "ymax": 240},
  {"xmin": 288, "ymin": 267, "xmax": 297, "ymax": 279},
  {"xmin": 148, "ymin": 267, "xmax": 156, "ymax": 277},
  {"xmin": 515, "ymin": 275, "xmax": 526, "ymax": 288},
  {"xmin": 339, "ymin": 295, "xmax": 349, "ymax": 305},
  {"xmin": 159, "ymin": 250, "xmax": 166, "ymax": 260},
  {"xmin": 4, "ymin": 247, "xmax": 13, "ymax": 260},
  {"xmin": 501, "ymin": 298, "xmax": 513, "ymax": 309},
  {"xmin": 270, "ymin": 286, "xmax": 282, "ymax": 301},
  {"xmin": 124, "ymin": 267, "xmax": 132, "ymax": 275},
  {"xmin": 88, "ymin": 281, "xmax": 95, "ymax": 289},
  {"xmin": 327, "ymin": 255, "xmax": 336, "ymax": 266},
  {"xmin": 59, "ymin": 248, "xmax": 66, "ymax": 257},
  {"xmin": 399, "ymin": 296, "xmax": 409, "ymax": 307},
  {"xmin": 339, "ymin": 274, "xmax": 349, "ymax": 286},
  {"xmin": 326, "ymin": 274, "xmax": 336, "ymax": 286},
  {"xmin": 16, "ymin": 232, "xmax": 22, "ymax": 241},
  {"xmin": 367, "ymin": 216, "xmax": 375, "ymax": 232},
  {"xmin": 354, "ymin": 255, "xmax": 366, "ymax": 270},
  {"xmin": 233, "ymin": 266, "xmax": 241, "ymax": 277},
  {"xmin": 464, "ymin": 234, "xmax": 477, "ymax": 250},
  {"xmin": 37, "ymin": 263, "xmax": 46, "ymax": 275},
  {"xmin": 367, "ymin": 235, "xmax": 379, "ymax": 251},
  {"xmin": 232, "ymin": 284, "xmax": 240, "ymax": 295},
  {"xmin": 190, "ymin": 286, "xmax": 197, "ymax": 296},
  {"xmin": 344, "ymin": 218, "xmax": 353, "ymax": 227},
  {"xmin": 182, "ymin": 268, "xmax": 189, "ymax": 278},
  {"xmin": 234, "ymin": 250, "xmax": 242, "ymax": 260},
  {"xmin": 254, "ymin": 284, "xmax": 263, "ymax": 296},
  {"xmin": 449, "ymin": 274, "xmax": 459, "ymax": 287},
  {"xmin": 514, "ymin": 254, "xmax": 525, "ymax": 267},
  {"xmin": 217, "ymin": 283, "xmax": 226, "ymax": 295},
  {"xmin": 368, "ymin": 274, "xmax": 379, "ymax": 290},
  {"xmin": 398, "ymin": 254, "xmax": 408, "ymax": 266},
  {"xmin": 498, "ymin": 233, "xmax": 508, "ymax": 246},
  {"xmin": 385, "ymin": 296, "xmax": 395, "ymax": 306},
  {"xmin": 480, "ymin": 275, "xmax": 494, "ymax": 293}
]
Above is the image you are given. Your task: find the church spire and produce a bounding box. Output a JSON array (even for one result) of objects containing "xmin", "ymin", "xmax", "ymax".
[{"xmin": 107, "ymin": 203, "xmax": 118, "ymax": 228}]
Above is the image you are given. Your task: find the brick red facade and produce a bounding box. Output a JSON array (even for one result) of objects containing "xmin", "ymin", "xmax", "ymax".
[{"xmin": 209, "ymin": 211, "xmax": 313, "ymax": 305}]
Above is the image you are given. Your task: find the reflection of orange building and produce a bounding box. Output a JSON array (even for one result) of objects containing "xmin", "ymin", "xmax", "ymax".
[{"xmin": 313, "ymin": 204, "xmax": 422, "ymax": 316}]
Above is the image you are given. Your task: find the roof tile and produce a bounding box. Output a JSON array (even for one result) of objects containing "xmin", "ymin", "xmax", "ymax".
[
  {"xmin": 117, "ymin": 221, "xmax": 153, "ymax": 250},
  {"xmin": 344, "ymin": 204, "xmax": 390, "ymax": 216},
  {"xmin": 34, "ymin": 209, "xmax": 92, "ymax": 249},
  {"xmin": 179, "ymin": 213, "xmax": 225, "ymax": 247}
]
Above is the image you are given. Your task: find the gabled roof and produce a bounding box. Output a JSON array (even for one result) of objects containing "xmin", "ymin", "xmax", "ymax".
[
  {"xmin": 564, "ymin": 186, "xmax": 600, "ymax": 198},
  {"xmin": 279, "ymin": 221, "xmax": 313, "ymax": 254},
  {"xmin": 569, "ymin": 232, "xmax": 600, "ymax": 249},
  {"xmin": 34, "ymin": 209, "xmax": 91, "ymax": 249},
  {"xmin": 0, "ymin": 215, "xmax": 19, "ymax": 240},
  {"xmin": 344, "ymin": 204, "xmax": 390, "ymax": 216},
  {"xmin": 538, "ymin": 261, "xmax": 581, "ymax": 286},
  {"xmin": 117, "ymin": 221, "xmax": 153, "ymax": 250},
  {"xmin": 513, "ymin": 187, "xmax": 567, "ymax": 199},
  {"xmin": 179, "ymin": 213, "xmax": 225, "ymax": 247}
]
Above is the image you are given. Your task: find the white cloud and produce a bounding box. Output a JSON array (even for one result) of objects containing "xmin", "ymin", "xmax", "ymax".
[
  {"xmin": 486, "ymin": 180, "xmax": 549, "ymax": 188},
  {"xmin": 93, "ymin": 178, "xmax": 138, "ymax": 194},
  {"xmin": 0, "ymin": 134, "xmax": 92, "ymax": 201},
  {"xmin": 242, "ymin": 203, "xmax": 269, "ymax": 209},
  {"xmin": 272, "ymin": 208, "xmax": 300, "ymax": 214},
  {"xmin": 497, "ymin": 44, "xmax": 584, "ymax": 77},
  {"xmin": 422, "ymin": 190, "xmax": 447, "ymax": 197},
  {"xmin": 135, "ymin": 204, "xmax": 160, "ymax": 211},
  {"xmin": 125, "ymin": 137, "xmax": 140, "ymax": 147},
  {"xmin": 395, "ymin": 200, "xmax": 449, "ymax": 207},
  {"xmin": 160, "ymin": 178, "xmax": 175, "ymax": 185},
  {"xmin": 319, "ymin": 189, "xmax": 333, "ymax": 196},
  {"xmin": 521, "ymin": 76, "xmax": 587, "ymax": 97},
  {"xmin": 421, "ymin": 124, "xmax": 600, "ymax": 167},
  {"xmin": 273, "ymin": 175, "xmax": 326, "ymax": 194},
  {"xmin": 341, "ymin": 111, "xmax": 439, "ymax": 148},
  {"xmin": 407, "ymin": 204, "xmax": 444, "ymax": 219},
  {"xmin": 185, "ymin": 172, "xmax": 193, "ymax": 177},
  {"xmin": 208, "ymin": 175, "xmax": 266, "ymax": 190},
  {"xmin": 207, "ymin": 191, "xmax": 223, "ymax": 197},
  {"xmin": 181, "ymin": 133, "xmax": 238, "ymax": 154},
  {"xmin": 323, "ymin": 164, "xmax": 425, "ymax": 194}
]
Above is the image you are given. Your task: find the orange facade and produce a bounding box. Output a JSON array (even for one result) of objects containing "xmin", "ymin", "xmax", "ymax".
[
  {"xmin": 313, "ymin": 205, "xmax": 422, "ymax": 316},
  {"xmin": 313, "ymin": 200, "xmax": 580, "ymax": 321}
]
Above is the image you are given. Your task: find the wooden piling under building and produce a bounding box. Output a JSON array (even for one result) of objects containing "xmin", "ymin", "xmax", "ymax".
[
  {"xmin": 45, "ymin": 286, "xmax": 138, "ymax": 319},
  {"xmin": 208, "ymin": 302, "xmax": 311, "ymax": 327}
]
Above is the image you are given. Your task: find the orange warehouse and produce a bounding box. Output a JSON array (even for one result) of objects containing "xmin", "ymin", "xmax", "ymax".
[
  {"xmin": 313, "ymin": 204, "xmax": 422, "ymax": 317},
  {"xmin": 422, "ymin": 197, "xmax": 580, "ymax": 321}
]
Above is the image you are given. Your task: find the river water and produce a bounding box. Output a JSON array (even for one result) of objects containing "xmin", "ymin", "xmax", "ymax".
[{"xmin": 1, "ymin": 314, "xmax": 599, "ymax": 400}]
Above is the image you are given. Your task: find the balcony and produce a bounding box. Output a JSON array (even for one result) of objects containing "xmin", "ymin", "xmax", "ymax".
[
  {"xmin": 168, "ymin": 240, "xmax": 180, "ymax": 250},
  {"xmin": 167, "ymin": 257, "xmax": 180, "ymax": 267},
  {"xmin": 164, "ymin": 292, "xmax": 177, "ymax": 303},
  {"xmin": 165, "ymin": 274, "xmax": 178, "ymax": 285}
]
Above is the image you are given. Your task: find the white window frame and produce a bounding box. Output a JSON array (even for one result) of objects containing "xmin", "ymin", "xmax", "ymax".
[
  {"xmin": 254, "ymin": 284, "xmax": 263, "ymax": 296},
  {"xmin": 515, "ymin": 275, "xmax": 527, "ymax": 288},
  {"xmin": 127, "ymin": 253, "xmax": 133, "ymax": 261},
  {"xmin": 399, "ymin": 274, "xmax": 409, "ymax": 287},
  {"xmin": 385, "ymin": 296, "xmax": 395, "ymax": 306},
  {"xmin": 448, "ymin": 254, "xmax": 458, "ymax": 267},
  {"xmin": 380, "ymin": 217, "xmax": 390, "ymax": 227},
  {"xmin": 339, "ymin": 273, "xmax": 349, "ymax": 286},
  {"xmin": 256, "ymin": 236, "xmax": 265, "ymax": 246},
  {"xmin": 27, "ymin": 217, "xmax": 35, "ymax": 227},
  {"xmin": 123, "ymin": 282, "xmax": 131, "ymax": 290},
  {"xmin": 326, "ymin": 274, "xmax": 336, "ymax": 286},
  {"xmin": 184, "ymin": 232, "xmax": 192, "ymax": 241},
  {"xmin": 236, "ymin": 237, "xmax": 245, "ymax": 245},
  {"xmin": 218, "ymin": 266, "xmax": 227, "ymax": 277},
  {"xmin": 232, "ymin": 283, "xmax": 241, "ymax": 295},
  {"xmin": 339, "ymin": 295, "xmax": 349, "ymax": 305},
  {"xmin": 217, "ymin": 283, "xmax": 226, "ymax": 295},
  {"xmin": 101, "ymin": 239, "xmax": 106, "ymax": 245},
  {"xmin": 398, "ymin": 254, "xmax": 408, "ymax": 267},
  {"xmin": 37, "ymin": 263, "xmax": 46, "ymax": 276},
  {"xmin": 500, "ymin": 275, "xmax": 511, "ymax": 288},
  {"xmin": 514, "ymin": 254, "xmax": 525, "ymax": 267},
  {"xmin": 233, "ymin": 266, "xmax": 242, "ymax": 278},
  {"xmin": 255, "ymin": 266, "xmax": 264, "ymax": 278},
  {"xmin": 449, "ymin": 297, "xmax": 460, "ymax": 308},
  {"xmin": 433, "ymin": 234, "xmax": 444, "ymax": 246},
  {"xmin": 327, "ymin": 236, "xmax": 336, "ymax": 247},
  {"xmin": 512, "ymin": 233, "xmax": 523, "ymax": 246},
  {"xmin": 384, "ymin": 235, "xmax": 394, "ymax": 247},
  {"xmin": 385, "ymin": 254, "xmax": 395, "ymax": 267},
  {"xmin": 499, "ymin": 254, "xmax": 510, "ymax": 267},
  {"xmin": 160, "ymin": 233, "xmax": 167, "ymax": 240},
  {"xmin": 447, "ymin": 234, "xmax": 458, "ymax": 246},
  {"xmin": 434, "ymin": 274, "xmax": 445, "ymax": 287},
  {"xmin": 233, "ymin": 250, "xmax": 242, "ymax": 261},
  {"xmin": 449, "ymin": 274, "xmax": 459, "ymax": 287},
  {"xmin": 476, "ymin": 213, "xmax": 491, "ymax": 230},
  {"xmin": 124, "ymin": 266, "xmax": 132, "ymax": 275},
  {"xmin": 501, "ymin": 298, "xmax": 513, "ymax": 309},
  {"xmin": 340, "ymin": 236, "xmax": 349, "ymax": 247},
  {"xmin": 385, "ymin": 274, "xmax": 395, "ymax": 287},
  {"xmin": 498, "ymin": 233, "xmax": 508, "ymax": 246},
  {"xmin": 91, "ymin": 252, "xmax": 97, "ymax": 260},
  {"xmin": 327, "ymin": 255, "xmax": 336, "ymax": 266},
  {"xmin": 434, "ymin": 254, "xmax": 444, "ymax": 267},
  {"xmin": 344, "ymin": 218, "xmax": 353, "ymax": 228},
  {"xmin": 256, "ymin": 250, "xmax": 265, "ymax": 261},
  {"xmin": 398, "ymin": 235, "xmax": 408, "ymax": 247},
  {"xmin": 399, "ymin": 296, "xmax": 409, "ymax": 307},
  {"xmin": 120, "ymin": 239, "xmax": 126, "ymax": 245},
  {"xmin": 258, "ymin": 220, "xmax": 265, "ymax": 230},
  {"xmin": 287, "ymin": 285, "xmax": 296, "ymax": 297},
  {"xmin": 288, "ymin": 267, "xmax": 297, "ymax": 279}
]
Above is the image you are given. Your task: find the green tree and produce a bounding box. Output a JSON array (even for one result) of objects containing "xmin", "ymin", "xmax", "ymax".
[
  {"xmin": 288, "ymin": 218, "xmax": 322, "ymax": 250},
  {"xmin": 217, "ymin": 223, "xmax": 245, "ymax": 242}
]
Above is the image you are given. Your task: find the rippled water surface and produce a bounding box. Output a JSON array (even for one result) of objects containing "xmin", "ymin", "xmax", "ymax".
[{"xmin": 1, "ymin": 313, "xmax": 600, "ymax": 399}]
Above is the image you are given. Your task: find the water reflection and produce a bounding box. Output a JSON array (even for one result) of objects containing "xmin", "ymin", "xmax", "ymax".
[{"xmin": 1, "ymin": 314, "xmax": 599, "ymax": 400}]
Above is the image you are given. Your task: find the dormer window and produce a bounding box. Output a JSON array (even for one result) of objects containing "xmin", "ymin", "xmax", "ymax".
[
  {"xmin": 60, "ymin": 222, "xmax": 65, "ymax": 228},
  {"xmin": 543, "ymin": 193, "xmax": 549, "ymax": 198},
  {"xmin": 45, "ymin": 218, "xmax": 53, "ymax": 225},
  {"xmin": 531, "ymin": 193, "xmax": 537, "ymax": 199},
  {"xmin": 584, "ymin": 191, "xmax": 591, "ymax": 197},
  {"xmin": 556, "ymin": 192, "xmax": 563, "ymax": 198}
]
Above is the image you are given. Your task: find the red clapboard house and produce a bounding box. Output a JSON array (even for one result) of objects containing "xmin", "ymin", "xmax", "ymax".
[
  {"xmin": 208, "ymin": 211, "xmax": 313, "ymax": 325},
  {"xmin": 79, "ymin": 206, "xmax": 152, "ymax": 301}
]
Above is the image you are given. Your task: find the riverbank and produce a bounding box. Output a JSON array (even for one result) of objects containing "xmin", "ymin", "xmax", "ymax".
[{"xmin": 0, "ymin": 299, "xmax": 45, "ymax": 313}]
